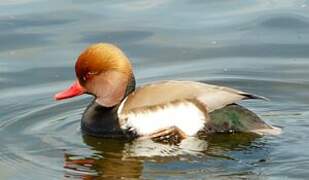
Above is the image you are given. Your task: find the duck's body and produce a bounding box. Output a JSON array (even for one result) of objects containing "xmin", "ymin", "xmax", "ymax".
[{"xmin": 55, "ymin": 43, "xmax": 280, "ymax": 141}]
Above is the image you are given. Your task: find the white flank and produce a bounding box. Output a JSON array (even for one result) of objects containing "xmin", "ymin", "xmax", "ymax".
[{"xmin": 118, "ymin": 101, "xmax": 206, "ymax": 136}]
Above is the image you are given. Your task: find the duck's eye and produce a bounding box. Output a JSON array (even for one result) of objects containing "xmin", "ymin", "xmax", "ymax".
[
  {"xmin": 88, "ymin": 71, "xmax": 98, "ymax": 75},
  {"xmin": 84, "ymin": 71, "xmax": 98, "ymax": 80}
]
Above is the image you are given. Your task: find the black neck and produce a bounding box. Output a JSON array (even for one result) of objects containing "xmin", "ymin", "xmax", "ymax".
[{"xmin": 81, "ymin": 75, "xmax": 136, "ymax": 137}]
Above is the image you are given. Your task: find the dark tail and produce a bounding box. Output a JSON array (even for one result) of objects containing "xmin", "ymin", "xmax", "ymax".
[{"xmin": 242, "ymin": 93, "xmax": 270, "ymax": 101}]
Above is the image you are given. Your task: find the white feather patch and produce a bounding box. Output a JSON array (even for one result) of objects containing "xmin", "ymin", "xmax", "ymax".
[{"xmin": 118, "ymin": 101, "xmax": 206, "ymax": 136}]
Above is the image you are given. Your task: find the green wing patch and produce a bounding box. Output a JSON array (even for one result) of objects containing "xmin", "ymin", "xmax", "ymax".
[{"xmin": 205, "ymin": 104, "xmax": 272, "ymax": 133}]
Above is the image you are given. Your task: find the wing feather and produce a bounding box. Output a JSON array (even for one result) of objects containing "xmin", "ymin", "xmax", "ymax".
[{"xmin": 119, "ymin": 80, "xmax": 265, "ymax": 114}]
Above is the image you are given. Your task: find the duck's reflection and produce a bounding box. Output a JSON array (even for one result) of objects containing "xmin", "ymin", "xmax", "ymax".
[
  {"xmin": 63, "ymin": 132, "xmax": 263, "ymax": 179},
  {"xmin": 64, "ymin": 137, "xmax": 143, "ymax": 179}
]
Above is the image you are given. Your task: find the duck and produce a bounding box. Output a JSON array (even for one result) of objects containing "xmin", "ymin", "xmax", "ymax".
[{"xmin": 54, "ymin": 43, "xmax": 280, "ymax": 141}]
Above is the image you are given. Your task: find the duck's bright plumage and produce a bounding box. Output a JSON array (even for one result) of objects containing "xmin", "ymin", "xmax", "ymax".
[{"xmin": 54, "ymin": 43, "xmax": 281, "ymax": 140}]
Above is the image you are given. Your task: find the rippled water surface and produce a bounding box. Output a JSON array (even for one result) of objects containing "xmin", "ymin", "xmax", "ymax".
[{"xmin": 1, "ymin": 0, "xmax": 309, "ymax": 179}]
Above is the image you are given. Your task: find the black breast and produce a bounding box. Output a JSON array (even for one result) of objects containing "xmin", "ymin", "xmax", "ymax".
[
  {"xmin": 81, "ymin": 74, "xmax": 136, "ymax": 138},
  {"xmin": 81, "ymin": 100, "xmax": 127, "ymax": 137}
]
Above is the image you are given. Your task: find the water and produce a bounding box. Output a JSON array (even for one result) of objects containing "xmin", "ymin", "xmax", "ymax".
[{"xmin": 0, "ymin": 0, "xmax": 309, "ymax": 179}]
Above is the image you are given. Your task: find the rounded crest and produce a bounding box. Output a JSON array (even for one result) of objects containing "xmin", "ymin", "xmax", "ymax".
[{"xmin": 75, "ymin": 43, "xmax": 132, "ymax": 86}]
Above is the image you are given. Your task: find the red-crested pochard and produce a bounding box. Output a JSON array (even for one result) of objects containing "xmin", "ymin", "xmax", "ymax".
[{"xmin": 54, "ymin": 43, "xmax": 280, "ymax": 141}]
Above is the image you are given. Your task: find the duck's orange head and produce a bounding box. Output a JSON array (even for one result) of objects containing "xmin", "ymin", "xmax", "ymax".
[{"xmin": 54, "ymin": 43, "xmax": 134, "ymax": 107}]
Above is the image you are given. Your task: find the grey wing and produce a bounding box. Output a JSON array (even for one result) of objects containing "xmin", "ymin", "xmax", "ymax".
[{"xmin": 119, "ymin": 80, "xmax": 266, "ymax": 114}]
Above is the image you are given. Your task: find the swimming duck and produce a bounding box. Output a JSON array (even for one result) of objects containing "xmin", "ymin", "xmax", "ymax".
[{"xmin": 54, "ymin": 43, "xmax": 280, "ymax": 141}]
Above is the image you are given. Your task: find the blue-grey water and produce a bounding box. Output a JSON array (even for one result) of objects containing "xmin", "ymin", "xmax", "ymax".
[{"xmin": 0, "ymin": 0, "xmax": 309, "ymax": 179}]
